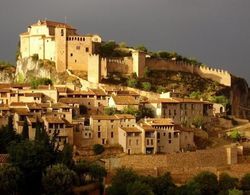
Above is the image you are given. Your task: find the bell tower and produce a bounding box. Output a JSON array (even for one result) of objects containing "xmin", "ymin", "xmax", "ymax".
[{"xmin": 55, "ymin": 26, "xmax": 67, "ymax": 72}]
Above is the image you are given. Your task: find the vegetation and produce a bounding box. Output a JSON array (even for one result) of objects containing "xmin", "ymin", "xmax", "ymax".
[
  {"xmin": 93, "ymin": 144, "xmax": 105, "ymax": 155},
  {"xmin": 31, "ymin": 53, "xmax": 39, "ymax": 62},
  {"xmin": 229, "ymin": 129, "xmax": 242, "ymax": 142},
  {"xmin": 99, "ymin": 41, "xmax": 131, "ymax": 57},
  {"xmin": 0, "ymin": 119, "xmax": 106, "ymax": 195},
  {"xmin": 30, "ymin": 77, "xmax": 53, "ymax": 89},
  {"xmin": 42, "ymin": 164, "xmax": 76, "ymax": 195}
]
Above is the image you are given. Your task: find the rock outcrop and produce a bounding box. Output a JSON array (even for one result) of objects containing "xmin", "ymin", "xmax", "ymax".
[
  {"xmin": 231, "ymin": 76, "xmax": 250, "ymax": 119},
  {"xmin": 0, "ymin": 65, "xmax": 15, "ymax": 83}
]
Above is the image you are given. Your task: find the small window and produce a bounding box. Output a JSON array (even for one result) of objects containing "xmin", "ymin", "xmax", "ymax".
[
  {"xmin": 61, "ymin": 29, "xmax": 64, "ymax": 36},
  {"xmin": 169, "ymin": 140, "xmax": 172, "ymax": 144},
  {"xmin": 111, "ymin": 132, "xmax": 114, "ymax": 138},
  {"xmin": 85, "ymin": 47, "xmax": 89, "ymax": 52},
  {"xmin": 98, "ymin": 132, "xmax": 101, "ymax": 138},
  {"xmin": 70, "ymin": 53, "xmax": 73, "ymax": 57}
]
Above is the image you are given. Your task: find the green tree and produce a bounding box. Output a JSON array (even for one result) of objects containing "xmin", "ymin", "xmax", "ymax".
[
  {"xmin": 219, "ymin": 173, "xmax": 239, "ymax": 193},
  {"xmin": 135, "ymin": 45, "xmax": 148, "ymax": 52},
  {"xmin": 186, "ymin": 171, "xmax": 219, "ymax": 195},
  {"xmin": 107, "ymin": 167, "xmax": 139, "ymax": 195},
  {"xmin": 141, "ymin": 82, "xmax": 152, "ymax": 91},
  {"xmin": 88, "ymin": 163, "xmax": 107, "ymax": 182},
  {"xmin": 192, "ymin": 116, "xmax": 205, "ymax": 128},
  {"xmin": 59, "ymin": 143, "xmax": 74, "ymax": 168},
  {"xmin": 93, "ymin": 144, "xmax": 105, "ymax": 155},
  {"xmin": 228, "ymin": 189, "xmax": 243, "ymax": 195},
  {"xmin": 240, "ymin": 173, "xmax": 250, "ymax": 192},
  {"xmin": 127, "ymin": 78, "xmax": 138, "ymax": 88},
  {"xmin": 143, "ymin": 67, "xmax": 151, "ymax": 78},
  {"xmin": 158, "ymin": 51, "xmax": 172, "ymax": 59},
  {"xmin": 22, "ymin": 118, "xmax": 29, "ymax": 139},
  {"xmin": 73, "ymin": 160, "xmax": 90, "ymax": 185},
  {"xmin": 8, "ymin": 140, "xmax": 54, "ymax": 194},
  {"xmin": 0, "ymin": 165, "xmax": 22, "ymax": 195},
  {"xmin": 230, "ymin": 130, "xmax": 242, "ymax": 142},
  {"xmin": 189, "ymin": 91, "xmax": 202, "ymax": 99},
  {"xmin": 99, "ymin": 41, "xmax": 117, "ymax": 57},
  {"xmin": 104, "ymin": 107, "xmax": 118, "ymax": 115},
  {"xmin": 127, "ymin": 181, "xmax": 154, "ymax": 195},
  {"xmin": 136, "ymin": 107, "xmax": 154, "ymax": 121},
  {"xmin": 42, "ymin": 164, "xmax": 76, "ymax": 195},
  {"xmin": 156, "ymin": 86, "xmax": 166, "ymax": 94}
]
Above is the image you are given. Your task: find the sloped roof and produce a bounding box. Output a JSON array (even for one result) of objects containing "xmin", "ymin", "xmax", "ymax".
[
  {"xmin": 111, "ymin": 95, "xmax": 139, "ymax": 105},
  {"xmin": 32, "ymin": 20, "xmax": 76, "ymax": 29}
]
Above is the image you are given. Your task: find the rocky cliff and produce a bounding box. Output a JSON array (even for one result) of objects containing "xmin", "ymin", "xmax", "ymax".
[
  {"xmin": 0, "ymin": 65, "xmax": 15, "ymax": 83},
  {"xmin": 231, "ymin": 76, "xmax": 250, "ymax": 119}
]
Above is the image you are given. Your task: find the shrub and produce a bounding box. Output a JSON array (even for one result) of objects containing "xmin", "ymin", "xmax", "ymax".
[
  {"xmin": 141, "ymin": 82, "xmax": 152, "ymax": 91},
  {"xmin": 31, "ymin": 54, "xmax": 39, "ymax": 62},
  {"xmin": 219, "ymin": 173, "xmax": 239, "ymax": 192},
  {"xmin": 93, "ymin": 144, "xmax": 105, "ymax": 155},
  {"xmin": 127, "ymin": 78, "xmax": 138, "ymax": 88},
  {"xmin": 230, "ymin": 130, "xmax": 242, "ymax": 142},
  {"xmin": 240, "ymin": 173, "xmax": 250, "ymax": 191}
]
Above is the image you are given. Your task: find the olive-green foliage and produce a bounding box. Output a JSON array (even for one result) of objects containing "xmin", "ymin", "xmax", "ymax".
[
  {"xmin": 240, "ymin": 173, "xmax": 250, "ymax": 191},
  {"xmin": 93, "ymin": 144, "xmax": 105, "ymax": 155},
  {"xmin": 190, "ymin": 91, "xmax": 203, "ymax": 99},
  {"xmin": 186, "ymin": 171, "xmax": 218, "ymax": 195},
  {"xmin": 230, "ymin": 130, "xmax": 242, "ymax": 142},
  {"xmin": 31, "ymin": 53, "xmax": 39, "ymax": 62},
  {"xmin": 135, "ymin": 45, "xmax": 148, "ymax": 52},
  {"xmin": 30, "ymin": 77, "xmax": 53, "ymax": 89},
  {"xmin": 192, "ymin": 116, "xmax": 205, "ymax": 128},
  {"xmin": 42, "ymin": 163, "xmax": 76, "ymax": 195},
  {"xmin": 0, "ymin": 165, "xmax": 22, "ymax": 195},
  {"xmin": 142, "ymin": 82, "xmax": 152, "ymax": 91},
  {"xmin": 104, "ymin": 107, "xmax": 119, "ymax": 115},
  {"xmin": 127, "ymin": 181, "xmax": 154, "ymax": 195},
  {"xmin": 127, "ymin": 78, "xmax": 138, "ymax": 88},
  {"xmin": 228, "ymin": 189, "xmax": 243, "ymax": 195},
  {"xmin": 21, "ymin": 118, "xmax": 29, "ymax": 139},
  {"xmin": 219, "ymin": 173, "xmax": 239, "ymax": 192},
  {"xmin": 107, "ymin": 167, "xmax": 139, "ymax": 195},
  {"xmin": 156, "ymin": 86, "xmax": 167, "ymax": 94},
  {"xmin": 0, "ymin": 116, "xmax": 21, "ymax": 153},
  {"xmin": 210, "ymin": 95, "xmax": 229, "ymax": 107}
]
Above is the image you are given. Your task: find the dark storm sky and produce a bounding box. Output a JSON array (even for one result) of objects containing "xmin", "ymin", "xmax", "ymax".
[{"xmin": 0, "ymin": 0, "xmax": 249, "ymax": 84}]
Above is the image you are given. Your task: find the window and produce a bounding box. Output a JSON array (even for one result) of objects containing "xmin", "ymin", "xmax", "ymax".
[
  {"xmin": 98, "ymin": 132, "xmax": 101, "ymax": 138},
  {"xmin": 169, "ymin": 140, "xmax": 172, "ymax": 144},
  {"xmin": 98, "ymin": 120, "xmax": 101, "ymax": 122},
  {"xmin": 98, "ymin": 126, "xmax": 101, "ymax": 131},
  {"xmin": 111, "ymin": 132, "xmax": 114, "ymax": 138},
  {"xmin": 85, "ymin": 47, "xmax": 89, "ymax": 52},
  {"xmin": 151, "ymin": 139, "xmax": 153, "ymax": 145},
  {"xmin": 168, "ymin": 133, "xmax": 171, "ymax": 139},
  {"xmin": 163, "ymin": 132, "xmax": 166, "ymax": 136},
  {"xmin": 70, "ymin": 53, "xmax": 73, "ymax": 57},
  {"xmin": 129, "ymin": 139, "xmax": 131, "ymax": 146},
  {"xmin": 60, "ymin": 124, "xmax": 63, "ymax": 128},
  {"xmin": 111, "ymin": 120, "xmax": 114, "ymax": 123},
  {"xmin": 61, "ymin": 29, "xmax": 64, "ymax": 36},
  {"xmin": 147, "ymin": 139, "xmax": 149, "ymax": 145},
  {"xmin": 88, "ymin": 102, "xmax": 91, "ymax": 105},
  {"xmin": 49, "ymin": 124, "xmax": 53, "ymax": 129},
  {"xmin": 76, "ymin": 46, "xmax": 80, "ymax": 50}
]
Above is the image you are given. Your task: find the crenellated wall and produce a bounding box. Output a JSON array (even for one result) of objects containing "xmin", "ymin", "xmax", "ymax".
[
  {"xmin": 146, "ymin": 58, "xmax": 231, "ymax": 86},
  {"xmin": 107, "ymin": 57, "xmax": 133, "ymax": 75}
]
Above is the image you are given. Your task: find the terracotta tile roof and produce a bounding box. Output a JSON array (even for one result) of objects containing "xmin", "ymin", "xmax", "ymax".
[
  {"xmin": 59, "ymin": 98, "xmax": 88, "ymax": 104},
  {"xmin": 120, "ymin": 127, "xmax": 142, "ymax": 133},
  {"xmin": 172, "ymin": 97, "xmax": 206, "ymax": 103},
  {"xmin": 37, "ymin": 85, "xmax": 54, "ymax": 90},
  {"xmin": 0, "ymin": 84, "xmax": 11, "ymax": 89},
  {"xmin": 174, "ymin": 125, "xmax": 194, "ymax": 132},
  {"xmin": 11, "ymin": 108, "xmax": 30, "ymax": 115},
  {"xmin": 90, "ymin": 89, "xmax": 107, "ymax": 96},
  {"xmin": 27, "ymin": 116, "xmax": 43, "ymax": 124},
  {"xmin": 51, "ymin": 102, "xmax": 70, "ymax": 109},
  {"xmin": 117, "ymin": 90, "xmax": 139, "ymax": 96},
  {"xmin": 24, "ymin": 93, "xmax": 43, "ymax": 98},
  {"xmin": 56, "ymin": 87, "xmax": 69, "ymax": 93},
  {"xmin": 0, "ymin": 89, "xmax": 11, "ymax": 93},
  {"xmin": 68, "ymin": 90, "xmax": 95, "ymax": 95},
  {"xmin": 0, "ymin": 104, "xmax": 10, "ymax": 110},
  {"xmin": 91, "ymin": 115, "xmax": 117, "ymax": 120},
  {"xmin": 150, "ymin": 98, "xmax": 179, "ymax": 104},
  {"xmin": 145, "ymin": 118, "xmax": 174, "ymax": 126},
  {"xmin": 44, "ymin": 116, "xmax": 65, "ymax": 124},
  {"xmin": 112, "ymin": 95, "xmax": 139, "ymax": 105},
  {"xmin": 32, "ymin": 20, "xmax": 76, "ymax": 29},
  {"xmin": 0, "ymin": 154, "xmax": 9, "ymax": 164},
  {"xmin": 140, "ymin": 124, "xmax": 156, "ymax": 132},
  {"xmin": 114, "ymin": 114, "xmax": 135, "ymax": 119}
]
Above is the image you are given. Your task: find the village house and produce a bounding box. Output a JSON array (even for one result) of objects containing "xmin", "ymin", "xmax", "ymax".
[
  {"xmin": 87, "ymin": 114, "xmax": 136, "ymax": 146},
  {"xmin": 108, "ymin": 95, "xmax": 140, "ymax": 111}
]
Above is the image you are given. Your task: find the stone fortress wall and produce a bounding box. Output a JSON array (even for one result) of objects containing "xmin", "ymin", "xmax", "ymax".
[{"xmin": 101, "ymin": 53, "xmax": 231, "ymax": 86}]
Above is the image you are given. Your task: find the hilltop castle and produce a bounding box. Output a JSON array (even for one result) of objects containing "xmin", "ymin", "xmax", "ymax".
[{"xmin": 20, "ymin": 20, "xmax": 231, "ymax": 86}]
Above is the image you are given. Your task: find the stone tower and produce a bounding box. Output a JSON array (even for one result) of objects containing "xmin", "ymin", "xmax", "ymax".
[
  {"xmin": 55, "ymin": 26, "xmax": 67, "ymax": 72},
  {"xmin": 132, "ymin": 51, "xmax": 146, "ymax": 78},
  {"xmin": 88, "ymin": 54, "xmax": 101, "ymax": 83}
]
